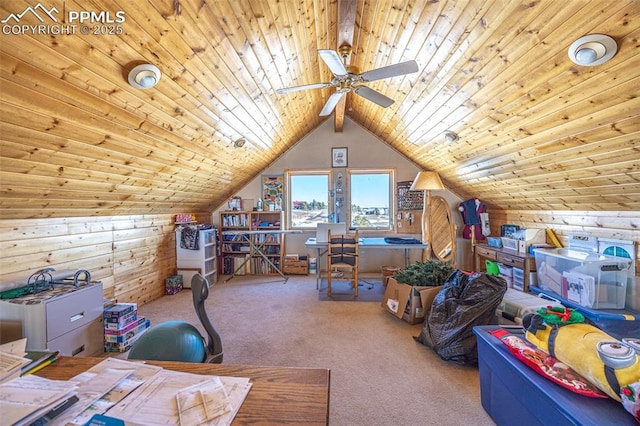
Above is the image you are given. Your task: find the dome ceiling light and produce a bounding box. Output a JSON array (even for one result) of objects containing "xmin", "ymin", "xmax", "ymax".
[
  {"xmin": 128, "ymin": 64, "xmax": 161, "ymax": 89},
  {"xmin": 444, "ymin": 131, "xmax": 459, "ymax": 143},
  {"xmin": 568, "ymin": 34, "xmax": 617, "ymax": 66}
]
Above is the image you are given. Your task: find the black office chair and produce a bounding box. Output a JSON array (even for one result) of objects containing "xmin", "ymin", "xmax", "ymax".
[{"xmin": 128, "ymin": 273, "xmax": 223, "ymax": 363}]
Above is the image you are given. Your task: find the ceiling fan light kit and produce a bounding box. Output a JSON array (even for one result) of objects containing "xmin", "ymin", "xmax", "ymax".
[
  {"xmin": 277, "ymin": 47, "xmax": 418, "ymax": 116},
  {"xmin": 568, "ymin": 34, "xmax": 617, "ymax": 66},
  {"xmin": 128, "ymin": 64, "xmax": 161, "ymax": 89}
]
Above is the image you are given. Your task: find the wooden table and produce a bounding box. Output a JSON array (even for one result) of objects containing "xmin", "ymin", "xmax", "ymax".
[{"xmin": 36, "ymin": 356, "xmax": 330, "ymax": 425}]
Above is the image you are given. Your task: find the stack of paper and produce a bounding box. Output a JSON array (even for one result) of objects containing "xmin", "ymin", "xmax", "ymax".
[
  {"xmin": 0, "ymin": 351, "xmax": 30, "ymax": 383},
  {"xmin": 0, "ymin": 374, "xmax": 78, "ymax": 425}
]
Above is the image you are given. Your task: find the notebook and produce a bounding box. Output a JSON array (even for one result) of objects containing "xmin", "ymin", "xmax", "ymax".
[{"xmin": 315, "ymin": 223, "xmax": 347, "ymax": 243}]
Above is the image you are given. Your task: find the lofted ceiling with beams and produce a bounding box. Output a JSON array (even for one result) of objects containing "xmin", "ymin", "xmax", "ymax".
[{"xmin": 0, "ymin": 0, "xmax": 639, "ymax": 219}]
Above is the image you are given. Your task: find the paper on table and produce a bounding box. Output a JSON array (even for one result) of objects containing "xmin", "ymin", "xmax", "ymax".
[
  {"xmin": 0, "ymin": 374, "xmax": 77, "ymax": 425},
  {"xmin": 61, "ymin": 357, "xmax": 163, "ymax": 426},
  {"xmin": 107, "ymin": 368, "xmax": 252, "ymax": 426},
  {"xmin": 50, "ymin": 367, "xmax": 137, "ymax": 426},
  {"xmin": 0, "ymin": 338, "xmax": 27, "ymax": 355},
  {"xmin": 0, "ymin": 351, "xmax": 30, "ymax": 383},
  {"xmin": 176, "ymin": 377, "xmax": 231, "ymax": 425}
]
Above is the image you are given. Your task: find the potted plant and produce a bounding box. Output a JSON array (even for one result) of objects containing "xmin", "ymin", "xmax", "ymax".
[{"xmin": 392, "ymin": 259, "xmax": 454, "ymax": 287}]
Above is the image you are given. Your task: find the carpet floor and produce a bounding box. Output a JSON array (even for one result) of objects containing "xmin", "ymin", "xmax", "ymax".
[{"xmin": 136, "ymin": 274, "xmax": 495, "ymax": 426}]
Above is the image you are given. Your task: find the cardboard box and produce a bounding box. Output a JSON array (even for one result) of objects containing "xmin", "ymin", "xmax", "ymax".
[
  {"xmin": 382, "ymin": 278, "xmax": 442, "ymax": 324},
  {"xmin": 418, "ymin": 286, "xmax": 443, "ymax": 320}
]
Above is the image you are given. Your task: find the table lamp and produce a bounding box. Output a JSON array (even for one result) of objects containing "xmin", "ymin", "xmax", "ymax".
[{"xmin": 409, "ymin": 171, "xmax": 445, "ymax": 260}]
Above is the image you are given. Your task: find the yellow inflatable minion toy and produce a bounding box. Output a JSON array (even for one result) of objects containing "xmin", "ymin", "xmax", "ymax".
[{"xmin": 523, "ymin": 306, "xmax": 640, "ymax": 409}]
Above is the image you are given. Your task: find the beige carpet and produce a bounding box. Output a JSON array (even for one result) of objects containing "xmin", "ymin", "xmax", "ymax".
[{"xmin": 137, "ymin": 274, "xmax": 495, "ymax": 426}]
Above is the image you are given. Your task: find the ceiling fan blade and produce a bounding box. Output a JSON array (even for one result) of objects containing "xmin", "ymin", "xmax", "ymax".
[
  {"xmin": 320, "ymin": 91, "xmax": 346, "ymax": 116},
  {"xmin": 276, "ymin": 82, "xmax": 333, "ymax": 94},
  {"xmin": 359, "ymin": 60, "xmax": 419, "ymax": 82},
  {"xmin": 353, "ymin": 86, "xmax": 394, "ymax": 108},
  {"xmin": 318, "ymin": 49, "xmax": 348, "ymax": 76}
]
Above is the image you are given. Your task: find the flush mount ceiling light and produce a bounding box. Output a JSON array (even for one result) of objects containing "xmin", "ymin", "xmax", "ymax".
[
  {"xmin": 568, "ymin": 34, "xmax": 617, "ymax": 66},
  {"xmin": 444, "ymin": 131, "xmax": 459, "ymax": 143},
  {"xmin": 233, "ymin": 138, "xmax": 246, "ymax": 148},
  {"xmin": 128, "ymin": 64, "xmax": 161, "ymax": 89}
]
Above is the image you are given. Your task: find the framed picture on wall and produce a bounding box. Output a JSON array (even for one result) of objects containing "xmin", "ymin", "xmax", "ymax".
[
  {"xmin": 332, "ymin": 147, "xmax": 348, "ymax": 168},
  {"xmin": 261, "ymin": 174, "xmax": 284, "ymax": 206}
]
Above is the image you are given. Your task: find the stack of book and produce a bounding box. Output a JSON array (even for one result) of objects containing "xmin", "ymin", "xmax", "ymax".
[{"xmin": 103, "ymin": 303, "xmax": 150, "ymax": 353}]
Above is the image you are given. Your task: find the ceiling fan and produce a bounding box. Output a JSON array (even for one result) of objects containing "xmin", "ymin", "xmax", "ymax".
[{"xmin": 277, "ymin": 46, "xmax": 419, "ymax": 116}]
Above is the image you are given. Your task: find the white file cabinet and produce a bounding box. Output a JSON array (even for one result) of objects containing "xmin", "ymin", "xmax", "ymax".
[
  {"xmin": 176, "ymin": 228, "xmax": 218, "ymax": 287},
  {"xmin": 0, "ymin": 282, "xmax": 104, "ymax": 356}
]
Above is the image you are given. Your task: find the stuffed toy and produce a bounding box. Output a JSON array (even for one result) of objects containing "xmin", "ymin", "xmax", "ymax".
[{"xmin": 523, "ymin": 307, "xmax": 640, "ymax": 421}]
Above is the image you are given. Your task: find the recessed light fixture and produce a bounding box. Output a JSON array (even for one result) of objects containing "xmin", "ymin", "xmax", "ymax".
[
  {"xmin": 128, "ymin": 64, "xmax": 161, "ymax": 89},
  {"xmin": 568, "ymin": 34, "xmax": 617, "ymax": 66},
  {"xmin": 233, "ymin": 138, "xmax": 246, "ymax": 148},
  {"xmin": 444, "ymin": 131, "xmax": 459, "ymax": 143}
]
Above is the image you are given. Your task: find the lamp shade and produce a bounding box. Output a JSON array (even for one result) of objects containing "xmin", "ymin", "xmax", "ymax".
[{"xmin": 409, "ymin": 171, "xmax": 444, "ymax": 191}]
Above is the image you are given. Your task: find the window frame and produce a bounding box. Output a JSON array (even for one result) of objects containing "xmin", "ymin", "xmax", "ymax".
[
  {"xmin": 347, "ymin": 168, "xmax": 396, "ymax": 231},
  {"xmin": 286, "ymin": 169, "xmax": 333, "ymax": 230}
]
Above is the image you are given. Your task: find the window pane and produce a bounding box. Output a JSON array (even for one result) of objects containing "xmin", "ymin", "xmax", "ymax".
[
  {"xmin": 350, "ymin": 173, "xmax": 391, "ymax": 229},
  {"xmin": 290, "ymin": 174, "xmax": 330, "ymax": 228}
]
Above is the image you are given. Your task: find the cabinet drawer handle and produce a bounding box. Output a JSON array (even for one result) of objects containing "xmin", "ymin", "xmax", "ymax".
[{"xmin": 70, "ymin": 312, "xmax": 84, "ymax": 322}]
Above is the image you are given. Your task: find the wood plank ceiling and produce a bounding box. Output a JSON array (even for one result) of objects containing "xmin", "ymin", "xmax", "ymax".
[{"xmin": 0, "ymin": 0, "xmax": 638, "ymax": 219}]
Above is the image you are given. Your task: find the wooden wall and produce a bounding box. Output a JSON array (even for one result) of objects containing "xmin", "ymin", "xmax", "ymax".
[
  {"xmin": 1, "ymin": 211, "xmax": 636, "ymax": 307},
  {"xmin": 490, "ymin": 210, "xmax": 640, "ymax": 278},
  {"xmin": 0, "ymin": 213, "xmax": 210, "ymax": 306}
]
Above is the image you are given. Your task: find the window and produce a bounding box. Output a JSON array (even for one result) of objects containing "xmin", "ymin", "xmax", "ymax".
[
  {"xmin": 287, "ymin": 171, "xmax": 331, "ymax": 228},
  {"xmin": 349, "ymin": 170, "xmax": 394, "ymax": 230}
]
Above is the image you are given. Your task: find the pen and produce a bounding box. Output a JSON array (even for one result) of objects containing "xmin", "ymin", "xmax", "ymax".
[{"xmin": 22, "ymin": 356, "xmax": 57, "ymax": 376}]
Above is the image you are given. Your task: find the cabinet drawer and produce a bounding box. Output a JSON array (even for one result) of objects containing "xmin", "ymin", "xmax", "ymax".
[
  {"xmin": 48, "ymin": 317, "xmax": 104, "ymax": 357},
  {"xmin": 497, "ymin": 253, "xmax": 526, "ymax": 269},
  {"xmin": 476, "ymin": 246, "xmax": 497, "ymax": 260},
  {"xmin": 46, "ymin": 284, "xmax": 103, "ymax": 340}
]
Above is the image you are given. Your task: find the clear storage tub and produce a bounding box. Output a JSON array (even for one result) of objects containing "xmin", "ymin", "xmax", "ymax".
[{"xmin": 533, "ymin": 248, "xmax": 631, "ymax": 309}]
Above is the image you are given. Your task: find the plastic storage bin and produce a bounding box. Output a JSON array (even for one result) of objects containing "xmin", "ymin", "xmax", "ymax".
[
  {"xmin": 534, "ymin": 248, "xmax": 631, "ymax": 309},
  {"xmin": 474, "ymin": 326, "xmax": 636, "ymax": 425}
]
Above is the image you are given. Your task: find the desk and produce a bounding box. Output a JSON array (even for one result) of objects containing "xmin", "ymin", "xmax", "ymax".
[
  {"xmin": 474, "ymin": 244, "xmax": 536, "ymax": 292},
  {"xmin": 223, "ymin": 230, "xmax": 301, "ymax": 282},
  {"xmin": 305, "ymin": 237, "xmax": 427, "ymax": 289},
  {"xmin": 36, "ymin": 356, "xmax": 330, "ymax": 425}
]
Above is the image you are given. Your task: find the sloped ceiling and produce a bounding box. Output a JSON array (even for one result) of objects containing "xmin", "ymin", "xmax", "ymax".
[{"xmin": 0, "ymin": 0, "xmax": 638, "ymax": 219}]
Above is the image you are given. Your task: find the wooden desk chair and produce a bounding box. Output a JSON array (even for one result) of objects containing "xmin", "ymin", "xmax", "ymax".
[{"xmin": 327, "ymin": 230, "xmax": 359, "ymax": 297}]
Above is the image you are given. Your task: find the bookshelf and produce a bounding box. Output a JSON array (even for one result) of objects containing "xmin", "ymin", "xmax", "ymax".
[{"xmin": 219, "ymin": 211, "xmax": 284, "ymax": 276}]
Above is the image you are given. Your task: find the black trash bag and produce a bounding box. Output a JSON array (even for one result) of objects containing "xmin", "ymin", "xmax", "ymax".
[{"xmin": 415, "ymin": 270, "xmax": 507, "ymax": 365}]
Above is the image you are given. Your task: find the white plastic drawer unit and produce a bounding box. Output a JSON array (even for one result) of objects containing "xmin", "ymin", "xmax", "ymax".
[{"xmin": 0, "ymin": 282, "xmax": 104, "ymax": 356}]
